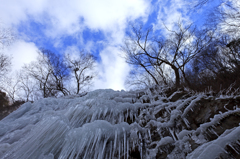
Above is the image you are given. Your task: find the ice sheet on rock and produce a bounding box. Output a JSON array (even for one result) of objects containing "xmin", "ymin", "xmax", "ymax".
[
  {"xmin": 187, "ymin": 126, "xmax": 240, "ymax": 159},
  {"xmin": 194, "ymin": 108, "xmax": 240, "ymax": 135},
  {"xmin": 181, "ymin": 95, "xmax": 205, "ymax": 118},
  {"xmin": 148, "ymin": 109, "xmax": 181, "ymax": 129},
  {"xmin": 177, "ymin": 130, "xmax": 194, "ymax": 140},
  {"xmin": 176, "ymin": 96, "xmax": 197, "ymax": 111},
  {"xmin": 168, "ymin": 91, "xmax": 182, "ymax": 100}
]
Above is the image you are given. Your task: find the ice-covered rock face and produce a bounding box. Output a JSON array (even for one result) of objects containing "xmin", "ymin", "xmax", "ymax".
[{"xmin": 0, "ymin": 87, "xmax": 240, "ymax": 159}]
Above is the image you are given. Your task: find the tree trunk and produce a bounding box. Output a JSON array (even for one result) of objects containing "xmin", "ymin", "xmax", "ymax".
[
  {"xmin": 77, "ymin": 82, "xmax": 80, "ymax": 94},
  {"xmin": 180, "ymin": 67, "xmax": 191, "ymax": 88},
  {"xmin": 171, "ymin": 65, "xmax": 180, "ymax": 88}
]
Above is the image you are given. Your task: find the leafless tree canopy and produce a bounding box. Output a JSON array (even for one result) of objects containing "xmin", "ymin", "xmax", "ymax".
[
  {"xmin": 123, "ymin": 22, "xmax": 213, "ymax": 88},
  {"xmin": 21, "ymin": 49, "xmax": 96, "ymax": 99},
  {"xmin": 193, "ymin": 0, "xmax": 240, "ymax": 35},
  {"xmin": 23, "ymin": 50, "xmax": 69, "ymax": 98},
  {"xmin": 0, "ymin": 27, "xmax": 14, "ymax": 49},
  {"xmin": 65, "ymin": 51, "xmax": 96, "ymax": 94},
  {"xmin": 0, "ymin": 26, "xmax": 14, "ymax": 79},
  {"xmin": 218, "ymin": 1, "xmax": 240, "ymax": 36},
  {"xmin": 0, "ymin": 53, "xmax": 11, "ymax": 77}
]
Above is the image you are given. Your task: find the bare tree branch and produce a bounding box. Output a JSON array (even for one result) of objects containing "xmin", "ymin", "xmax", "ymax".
[
  {"xmin": 65, "ymin": 51, "xmax": 96, "ymax": 94},
  {"xmin": 123, "ymin": 21, "xmax": 212, "ymax": 88}
]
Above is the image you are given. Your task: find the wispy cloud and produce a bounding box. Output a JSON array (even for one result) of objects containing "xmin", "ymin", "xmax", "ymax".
[{"xmin": 154, "ymin": 0, "xmax": 191, "ymax": 32}]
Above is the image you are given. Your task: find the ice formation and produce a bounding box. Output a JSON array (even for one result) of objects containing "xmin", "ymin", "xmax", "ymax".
[{"xmin": 0, "ymin": 87, "xmax": 240, "ymax": 159}]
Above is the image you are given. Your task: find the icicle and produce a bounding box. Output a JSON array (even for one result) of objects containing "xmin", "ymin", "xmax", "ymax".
[
  {"xmin": 109, "ymin": 141, "xmax": 113, "ymax": 159},
  {"xmin": 166, "ymin": 107, "xmax": 171, "ymax": 114},
  {"xmin": 127, "ymin": 137, "xmax": 129, "ymax": 159},
  {"xmin": 224, "ymin": 104, "xmax": 230, "ymax": 111},
  {"xmin": 169, "ymin": 128, "xmax": 177, "ymax": 141},
  {"xmin": 209, "ymin": 128, "xmax": 219, "ymax": 137},
  {"xmin": 100, "ymin": 137, "xmax": 109, "ymax": 159},
  {"xmin": 103, "ymin": 108, "xmax": 108, "ymax": 118},
  {"xmin": 118, "ymin": 142, "xmax": 121, "ymax": 159},
  {"xmin": 228, "ymin": 143, "xmax": 239, "ymax": 154},
  {"xmin": 148, "ymin": 129, "xmax": 151, "ymax": 141},
  {"xmin": 139, "ymin": 133, "xmax": 143, "ymax": 159},
  {"xmin": 123, "ymin": 127, "xmax": 126, "ymax": 159},
  {"xmin": 113, "ymin": 130, "xmax": 118, "ymax": 157},
  {"xmin": 236, "ymin": 140, "xmax": 240, "ymax": 146},
  {"xmin": 183, "ymin": 118, "xmax": 190, "ymax": 128}
]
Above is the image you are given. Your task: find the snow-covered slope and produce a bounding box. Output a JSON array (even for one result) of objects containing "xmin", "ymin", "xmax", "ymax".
[{"xmin": 0, "ymin": 87, "xmax": 240, "ymax": 159}]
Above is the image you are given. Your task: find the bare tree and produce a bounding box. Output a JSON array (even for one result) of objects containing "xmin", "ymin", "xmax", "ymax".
[
  {"xmin": 23, "ymin": 50, "xmax": 69, "ymax": 98},
  {"xmin": 0, "ymin": 26, "xmax": 14, "ymax": 102},
  {"xmin": 22, "ymin": 49, "xmax": 96, "ymax": 98},
  {"xmin": 18, "ymin": 71, "xmax": 38, "ymax": 102},
  {"xmin": 23, "ymin": 54, "xmax": 54, "ymax": 98},
  {"xmin": 123, "ymin": 22, "xmax": 212, "ymax": 88},
  {"xmin": 186, "ymin": 35, "xmax": 240, "ymax": 91},
  {"xmin": 193, "ymin": 0, "xmax": 240, "ymax": 36},
  {"xmin": 0, "ymin": 26, "xmax": 14, "ymax": 49},
  {"xmin": 0, "ymin": 26, "xmax": 13, "ymax": 80},
  {"xmin": 41, "ymin": 49, "xmax": 70, "ymax": 96},
  {"xmin": 0, "ymin": 75, "xmax": 21, "ymax": 103},
  {"xmin": 125, "ymin": 67, "xmax": 173, "ymax": 90},
  {"xmin": 217, "ymin": 0, "xmax": 240, "ymax": 36},
  {"xmin": 0, "ymin": 53, "xmax": 11, "ymax": 77},
  {"xmin": 65, "ymin": 51, "xmax": 96, "ymax": 94},
  {"xmin": 193, "ymin": 0, "xmax": 210, "ymax": 8}
]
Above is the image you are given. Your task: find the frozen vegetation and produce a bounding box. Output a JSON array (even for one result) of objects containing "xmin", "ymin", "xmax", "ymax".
[{"xmin": 0, "ymin": 86, "xmax": 240, "ymax": 159}]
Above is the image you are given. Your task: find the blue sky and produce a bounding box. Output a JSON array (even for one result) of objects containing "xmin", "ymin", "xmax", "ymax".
[{"xmin": 0, "ymin": 0, "xmax": 220, "ymax": 90}]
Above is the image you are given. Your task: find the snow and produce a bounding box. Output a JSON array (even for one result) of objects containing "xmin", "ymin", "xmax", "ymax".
[
  {"xmin": 177, "ymin": 130, "xmax": 194, "ymax": 140},
  {"xmin": 158, "ymin": 136, "xmax": 174, "ymax": 146}
]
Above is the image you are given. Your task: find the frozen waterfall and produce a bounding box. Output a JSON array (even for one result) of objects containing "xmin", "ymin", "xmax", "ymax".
[{"xmin": 0, "ymin": 87, "xmax": 240, "ymax": 159}]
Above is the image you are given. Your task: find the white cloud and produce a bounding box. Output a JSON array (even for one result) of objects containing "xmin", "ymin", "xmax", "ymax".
[
  {"xmin": 64, "ymin": 45, "xmax": 81, "ymax": 59},
  {"xmin": 77, "ymin": 0, "xmax": 149, "ymax": 31},
  {"xmin": 0, "ymin": 0, "xmax": 151, "ymax": 37},
  {"xmin": 64, "ymin": 45, "xmax": 131, "ymax": 91},
  {"xmin": 0, "ymin": 0, "xmax": 46, "ymax": 27},
  {"xmin": 94, "ymin": 46, "xmax": 131, "ymax": 90},
  {"xmin": 0, "ymin": 0, "xmax": 151, "ymax": 90},
  {"xmin": 4, "ymin": 40, "xmax": 39, "ymax": 72}
]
